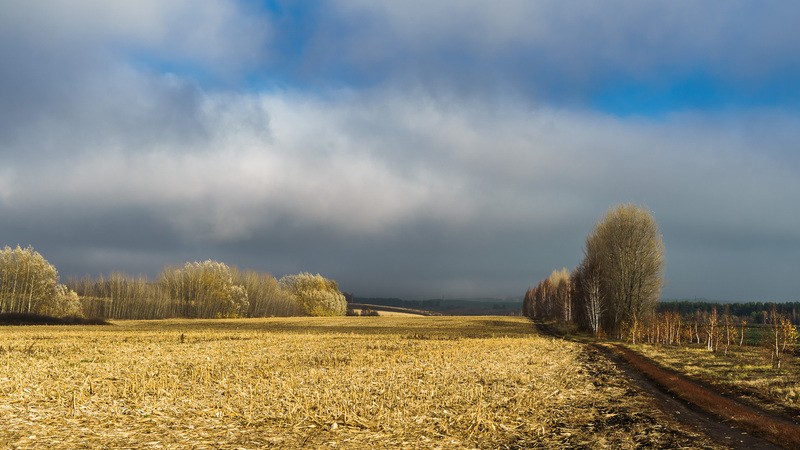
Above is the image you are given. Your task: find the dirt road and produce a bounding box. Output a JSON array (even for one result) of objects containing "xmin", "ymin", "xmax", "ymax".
[{"xmin": 593, "ymin": 343, "xmax": 800, "ymax": 449}]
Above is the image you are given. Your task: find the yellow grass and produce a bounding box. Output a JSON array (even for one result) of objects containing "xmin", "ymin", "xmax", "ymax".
[
  {"xmin": 350, "ymin": 309, "xmax": 420, "ymax": 317},
  {"xmin": 373, "ymin": 311, "xmax": 420, "ymax": 316},
  {"xmin": 0, "ymin": 317, "xmax": 715, "ymax": 448},
  {"xmin": 629, "ymin": 342, "xmax": 800, "ymax": 418}
]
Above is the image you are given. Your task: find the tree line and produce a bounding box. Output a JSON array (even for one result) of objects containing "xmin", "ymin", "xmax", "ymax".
[
  {"xmin": 0, "ymin": 246, "xmax": 83, "ymax": 317},
  {"xmin": 523, "ymin": 204, "xmax": 665, "ymax": 342},
  {"xmin": 521, "ymin": 204, "xmax": 798, "ymax": 366},
  {"xmin": 0, "ymin": 245, "xmax": 346, "ymax": 319}
]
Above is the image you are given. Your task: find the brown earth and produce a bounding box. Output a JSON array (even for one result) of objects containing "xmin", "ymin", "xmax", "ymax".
[{"xmin": 597, "ymin": 343, "xmax": 800, "ymax": 449}]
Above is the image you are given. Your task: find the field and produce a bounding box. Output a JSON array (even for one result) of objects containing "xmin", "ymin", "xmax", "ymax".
[
  {"xmin": 628, "ymin": 342, "xmax": 800, "ymax": 418},
  {"xmin": 0, "ymin": 316, "xmax": 715, "ymax": 449}
]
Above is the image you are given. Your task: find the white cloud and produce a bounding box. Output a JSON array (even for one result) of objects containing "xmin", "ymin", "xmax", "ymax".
[
  {"xmin": 2, "ymin": 1, "xmax": 800, "ymax": 299},
  {"xmin": 8, "ymin": 84, "xmax": 799, "ymax": 248},
  {"xmin": 0, "ymin": 0, "xmax": 268, "ymax": 72}
]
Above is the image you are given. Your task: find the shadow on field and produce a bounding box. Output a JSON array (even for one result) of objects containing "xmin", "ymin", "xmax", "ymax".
[
  {"xmin": 117, "ymin": 316, "xmax": 536, "ymax": 338},
  {"xmin": 0, "ymin": 313, "xmax": 110, "ymax": 326}
]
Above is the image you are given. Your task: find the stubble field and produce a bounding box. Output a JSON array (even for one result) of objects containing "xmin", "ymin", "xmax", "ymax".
[{"xmin": 0, "ymin": 316, "xmax": 715, "ymax": 449}]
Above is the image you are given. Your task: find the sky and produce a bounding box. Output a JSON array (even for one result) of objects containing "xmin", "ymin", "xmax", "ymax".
[{"xmin": 1, "ymin": 1, "xmax": 799, "ymax": 301}]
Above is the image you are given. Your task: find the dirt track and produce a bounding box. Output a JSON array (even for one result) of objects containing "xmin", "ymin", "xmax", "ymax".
[{"xmin": 594, "ymin": 343, "xmax": 800, "ymax": 449}]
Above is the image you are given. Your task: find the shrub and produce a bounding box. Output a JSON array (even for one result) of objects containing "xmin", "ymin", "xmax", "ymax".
[{"xmin": 278, "ymin": 272, "xmax": 347, "ymax": 316}]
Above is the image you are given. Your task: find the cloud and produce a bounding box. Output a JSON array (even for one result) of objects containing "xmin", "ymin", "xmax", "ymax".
[
  {"xmin": 269, "ymin": 1, "xmax": 800, "ymax": 109},
  {"xmin": 3, "ymin": 79, "xmax": 800, "ymax": 299},
  {"xmin": 0, "ymin": 0, "xmax": 269, "ymax": 69},
  {"xmin": 1, "ymin": 1, "xmax": 799, "ymax": 300}
]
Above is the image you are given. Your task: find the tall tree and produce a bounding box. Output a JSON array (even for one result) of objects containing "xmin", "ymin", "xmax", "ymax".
[
  {"xmin": 573, "ymin": 257, "xmax": 603, "ymax": 336},
  {"xmin": 548, "ymin": 268, "xmax": 572, "ymax": 323},
  {"xmin": 0, "ymin": 245, "xmax": 58, "ymax": 314},
  {"xmin": 585, "ymin": 204, "xmax": 665, "ymax": 341},
  {"xmin": 158, "ymin": 261, "xmax": 249, "ymax": 318}
]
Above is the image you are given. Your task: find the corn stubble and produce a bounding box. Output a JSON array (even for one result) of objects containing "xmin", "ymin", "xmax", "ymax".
[{"xmin": 0, "ymin": 317, "xmax": 716, "ymax": 449}]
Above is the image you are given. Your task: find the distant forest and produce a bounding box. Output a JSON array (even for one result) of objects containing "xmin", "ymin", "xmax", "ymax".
[{"xmin": 659, "ymin": 300, "xmax": 800, "ymax": 324}]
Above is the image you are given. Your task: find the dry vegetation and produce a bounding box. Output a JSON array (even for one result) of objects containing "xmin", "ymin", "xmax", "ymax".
[
  {"xmin": 1, "ymin": 316, "xmax": 716, "ymax": 449},
  {"xmin": 628, "ymin": 342, "xmax": 800, "ymax": 419}
]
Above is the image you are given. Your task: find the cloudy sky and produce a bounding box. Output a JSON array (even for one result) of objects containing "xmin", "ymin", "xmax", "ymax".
[{"xmin": 1, "ymin": 1, "xmax": 799, "ymax": 301}]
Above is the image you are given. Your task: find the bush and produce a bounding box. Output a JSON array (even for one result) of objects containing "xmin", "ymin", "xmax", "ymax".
[{"xmin": 278, "ymin": 273, "xmax": 347, "ymax": 316}]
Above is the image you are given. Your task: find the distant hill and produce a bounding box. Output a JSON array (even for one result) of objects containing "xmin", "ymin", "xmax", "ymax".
[{"xmin": 353, "ymin": 297, "xmax": 522, "ymax": 316}]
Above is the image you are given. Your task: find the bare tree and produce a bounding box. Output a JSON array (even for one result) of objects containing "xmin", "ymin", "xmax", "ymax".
[
  {"xmin": 548, "ymin": 268, "xmax": 571, "ymax": 323},
  {"xmin": 522, "ymin": 286, "xmax": 534, "ymax": 319},
  {"xmin": 585, "ymin": 204, "xmax": 665, "ymax": 341},
  {"xmin": 573, "ymin": 257, "xmax": 603, "ymax": 336},
  {"xmin": 704, "ymin": 306, "xmax": 718, "ymax": 352},
  {"xmin": 159, "ymin": 261, "xmax": 248, "ymax": 318},
  {"xmin": 739, "ymin": 318, "xmax": 747, "ymax": 346},
  {"xmin": 767, "ymin": 305, "xmax": 783, "ymax": 369},
  {"xmin": 766, "ymin": 305, "xmax": 800, "ymax": 369},
  {"xmin": 278, "ymin": 272, "xmax": 347, "ymax": 316},
  {"xmin": 233, "ymin": 269, "xmax": 303, "ymax": 317},
  {"xmin": 0, "ymin": 245, "xmax": 59, "ymax": 314},
  {"xmin": 721, "ymin": 306, "xmax": 737, "ymax": 355}
]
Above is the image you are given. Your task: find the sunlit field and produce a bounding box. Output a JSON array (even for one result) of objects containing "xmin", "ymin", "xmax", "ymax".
[{"xmin": 1, "ymin": 316, "xmax": 713, "ymax": 449}]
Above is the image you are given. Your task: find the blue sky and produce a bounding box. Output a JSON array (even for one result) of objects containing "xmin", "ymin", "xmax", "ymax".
[
  {"xmin": 129, "ymin": 2, "xmax": 800, "ymax": 115},
  {"xmin": 1, "ymin": 1, "xmax": 800, "ymax": 300}
]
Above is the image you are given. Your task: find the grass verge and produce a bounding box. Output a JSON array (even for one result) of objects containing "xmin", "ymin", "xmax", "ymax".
[{"xmin": 628, "ymin": 343, "xmax": 800, "ymax": 420}]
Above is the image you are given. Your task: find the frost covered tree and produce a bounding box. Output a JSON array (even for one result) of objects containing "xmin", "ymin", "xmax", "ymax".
[
  {"xmin": 159, "ymin": 260, "xmax": 249, "ymax": 318},
  {"xmin": 233, "ymin": 269, "xmax": 304, "ymax": 317},
  {"xmin": 0, "ymin": 245, "xmax": 86, "ymax": 317},
  {"xmin": 0, "ymin": 245, "xmax": 58, "ymax": 314},
  {"xmin": 278, "ymin": 272, "xmax": 346, "ymax": 316},
  {"xmin": 39, "ymin": 284, "xmax": 83, "ymax": 317}
]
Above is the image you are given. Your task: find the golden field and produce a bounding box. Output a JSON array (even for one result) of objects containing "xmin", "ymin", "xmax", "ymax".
[{"xmin": 0, "ymin": 316, "xmax": 715, "ymax": 449}]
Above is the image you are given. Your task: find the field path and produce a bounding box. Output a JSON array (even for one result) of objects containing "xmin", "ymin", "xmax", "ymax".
[{"xmin": 594, "ymin": 343, "xmax": 800, "ymax": 449}]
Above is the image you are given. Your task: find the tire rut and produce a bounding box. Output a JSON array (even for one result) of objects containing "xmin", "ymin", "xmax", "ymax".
[{"xmin": 593, "ymin": 343, "xmax": 800, "ymax": 449}]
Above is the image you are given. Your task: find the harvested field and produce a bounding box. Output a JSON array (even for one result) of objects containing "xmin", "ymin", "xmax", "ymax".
[{"xmin": 0, "ymin": 316, "xmax": 717, "ymax": 448}]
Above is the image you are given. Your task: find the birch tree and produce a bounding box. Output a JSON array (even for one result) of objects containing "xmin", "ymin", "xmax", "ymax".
[
  {"xmin": 0, "ymin": 245, "xmax": 58, "ymax": 314},
  {"xmin": 158, "ymin": 261, "xmax": 249, "ymax": 318},
  {"xmin": 585, "ymin": 204, "xmax": 665, "ymax": 342},
  {"xmin": 572, "ymin": 258, "xmax": 603, "ymax": 336},
  {"xmin": 278, "ymin": 272, "xmax": 346, "ymax": 316}
]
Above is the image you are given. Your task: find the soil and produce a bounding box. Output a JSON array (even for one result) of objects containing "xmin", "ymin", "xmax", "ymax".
[{"xmin": 594, "ymin": 343, "xmax": 800, "ymax": 449}]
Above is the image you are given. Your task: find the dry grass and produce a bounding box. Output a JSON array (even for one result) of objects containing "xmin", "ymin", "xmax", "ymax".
[
  {"xmin": 629, "ymin": 343, "xmax": 800, "ymax": 419},
  {"xmin": 1, "ymin": 316, "xmax": 716, "ymax": 449},
  {"xmin": 350, "ymin": 309, "xmax": 419, "ymax": 317}
]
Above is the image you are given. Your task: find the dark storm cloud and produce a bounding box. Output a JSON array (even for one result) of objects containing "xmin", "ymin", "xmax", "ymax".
[{"xmin": 0, "ymin": 1, "xmax": 799, "ymax": 301}]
